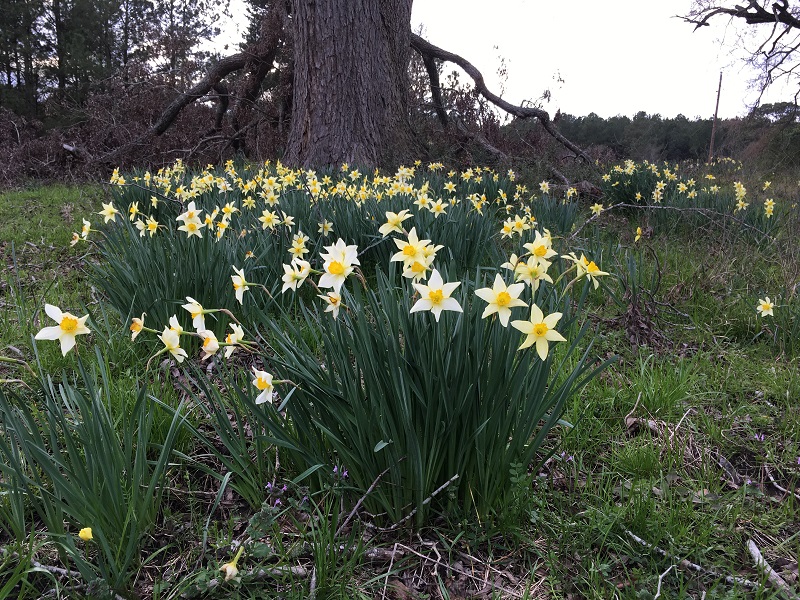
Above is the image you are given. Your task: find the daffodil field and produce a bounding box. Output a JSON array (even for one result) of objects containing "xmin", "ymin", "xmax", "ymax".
[{"xmin": 1, "ymin": 158, "xmax": 799, "ymax": 598}]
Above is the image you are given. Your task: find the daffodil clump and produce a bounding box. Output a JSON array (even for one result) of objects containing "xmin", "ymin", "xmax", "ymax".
[
  {"xmin": 68, "ymin": 160, "xmax": 616, "ymax": 527},
  {"xmin": 597, "ymin": 158, "xmax": 788, "ymax": 235}
]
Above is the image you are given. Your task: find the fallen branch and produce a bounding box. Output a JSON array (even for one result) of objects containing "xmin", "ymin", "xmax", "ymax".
[
  {"xmin": 746, "ymin": 539, "xmax": 799, "ymax": 599},
  {"xmin": 625, "ymin": 529, "xmax": 761, "ymax": 590}
]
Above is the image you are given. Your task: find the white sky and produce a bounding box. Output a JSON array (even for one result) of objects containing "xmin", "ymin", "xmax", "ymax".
[{"xmin": 215, "ymin": 0, "xmax": 793, "ymax": 119}]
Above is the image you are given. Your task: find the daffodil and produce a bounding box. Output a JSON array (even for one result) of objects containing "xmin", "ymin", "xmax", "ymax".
[
  {"xmin": 410, "ymin": 269, "xmax": 462, "ymax": 322},
  {"xmin": 391, "ymin": 227, "xmax": 430, "ymax": 268},
  {"xmin": 224, "ymin": 324, "xmax": 245, "ymax": 359},
  {"xmin": 539, "ymin": 180, "xmax": 550, "ymax": 194},
  {"xmin": 474, "ymin": 274, "xmax": 527, "ymax": 327},
  {"xmin": 252, "ymin": 367, "xmax": 274, "ymax": 404},
  {"xmin": 98, "ymin": 202, "xmax": 119, "ymax": 223},
  {"xmin": 523, "ymin": 230, "xmax": 557, "ymax": 261},
  {"xmin": 181, "ymin": 297, "xmax": 208, "ymax": 330},
  {"xmin": 318, "ymin": 291, "xmax": 343, "ymax": 319},
  {"xmin": 590, "ymin": 203, "xmax": 603, "ymax": 216},
  {"xmin": 198, "ymin": 330, "xmax": 219, "ymax": 360},
  {"xmin": 379, "ymin": 209, "xmax": 412, "ymax": 237},
  {"xmin": 130, "ymin": 313, "xmax": 145, "ymax": 341},
  {"xmin": 756, "ymin": 297, "xmax": 774, "ymax": 317},
  {"xmin": 78, "ymin": 527, "xmax": 93, "ymax": 541},
  {"xmin": 635, "ymin": 227, "xmax": 642, "ymax": 242},
  {"xmin": 231, "ymin": 266, "xmax": 252, "ymax": 304},
  {"xmin": 220, "ymin": 546, "xmax": 244, "ymax": 582},
  {"xmin": 177, "ymin": 201, "xmax": 202, "ymax": 223},
  {"xmin": 177, "ymin": 219, "xmax": 205, "ymax": 238},
  {"xmin": 158, "ymin": 327, "xmax": 187, "ymax": 363},
  {"xmin": 511, "ymin": 305, "xmax": 567, "ymax": 360},
  {"xmin": 514, "ymin": 256, "xmax": 553, "ymax": 291},
  {"xmin": 319, "ymin": 239, "xmax": 359, "ymax": 293},
  {"xmin": 35, "ymin": 304, "xmax": 91, "ymax": 355},
  {"xmin": 282, "ymin": 260, "xmax": 311, "ymax": 293}
]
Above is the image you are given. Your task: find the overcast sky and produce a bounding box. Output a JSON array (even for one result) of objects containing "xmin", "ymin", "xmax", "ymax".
[{"xmin": 217, "ymin": 1, "xmax": 792, "ymax": 119}]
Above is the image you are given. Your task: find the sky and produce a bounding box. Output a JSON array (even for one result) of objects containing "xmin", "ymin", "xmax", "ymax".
[{"xmin": 214, "ymin": 0, "xmax": 793, "ymax": 120}]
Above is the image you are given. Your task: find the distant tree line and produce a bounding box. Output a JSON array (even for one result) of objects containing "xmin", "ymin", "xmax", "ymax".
[
  {"xmin": 533, "ymin": 104, "xmax": 800, "ymax": 169},
  {"xmin": 0, "ymin": 0, "xmax": 223, "ymax": 120}
]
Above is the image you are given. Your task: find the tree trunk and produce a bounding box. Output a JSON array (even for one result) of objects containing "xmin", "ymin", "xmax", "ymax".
[{"xmin": 285, "ymin": 0, "xmax": 414, "ymax": 169}]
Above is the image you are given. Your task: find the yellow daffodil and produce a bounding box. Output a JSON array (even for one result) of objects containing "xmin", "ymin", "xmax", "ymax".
[
  {"xmin": 177, "ymin": 219, "xmax": 205, "ymax": 238},
  {"xmin": 282, "ymin": 260, "xmax": 311, "ymax": 293},
  {"xmin": 379, "ymin": 209, "xmax": 412, "ymax": 237},
  {"xmin": 590, "ymin": 203, "xmax": 603, "ymax": 216},
  {"xmin": 224, "ymin": 323, "xmax": 245, "ymax": 359},
  {"xmin": 514, "ymin": 257, "xmax": 553, "ymax": 291},
  {"xmin": 410, "ymin": 269, "xmax": 462, "ymax": 322},
  {"xmin": 181, "ymin": 297, "xmax": 207, "ymax": 330},
  {"xmin": 198, "ymin": 330, "xmax": 219, "ymax": 360},
  {"xmin": 220, "ymin": 546, "xmax": 244, "ymax": 582},
  {"xmin": 98, "ymin": 202, "xmax": 119, "ymax": 223},
  {"xmin": 318, "ymin": 291, "xmax": 343, "ymax": 319},
  {"xmin": 130, "ymin": 313, "xmax": 145, "ymax": 341},
  {"xmin": 474, "ymin": 274, "xmax": 527, "ymax": 327},
  {"xmin": 756, "ymin": 297, "xmax": 774, "ymax": 317},
  {"xmin": 35, "ymin": 304, "xmax": 91, "ymax": 355},
  {"xmin": 539, "ymin": 181, "xmax": 550, "ymax": 194},
  {"xmin": 511, "ymin": 304, "xmax": 567, "ymax": 360},
  {"xmin": 319, "ymin": 239, "xmax": 359, "ymax": 294},
  {"xmin": 231, "ymin": 266, "xmax": 252, "ymax": 304},
  {"xmin": 78, "ymin": 527, "xmax": 93, "ymax": 541},
  {"xmin": 318, "ymin": 220, "xmax": 333, "ymax": 237},
  {"xmin": 252, "ymin": 367, "xmax": 274, "ymax": 404},
  {"xmin": 635, "ymin": 227, "xmax": 642, "ymax": 242},
  {"xmin": 177, "ymin": 201, "xmax": 202, "ymax": 223},
  {"xmin": 158, "ymin": 327, "xmax": 187, "ymax": 363},
  {"xmin": 523, "ymin": 230, "xmax": 557, "ymax": 261}
]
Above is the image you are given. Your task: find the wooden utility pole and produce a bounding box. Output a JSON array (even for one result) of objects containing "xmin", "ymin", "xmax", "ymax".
[{"xmin": 708, "ymin": 71, "xmax": 722, "ymax": 163}]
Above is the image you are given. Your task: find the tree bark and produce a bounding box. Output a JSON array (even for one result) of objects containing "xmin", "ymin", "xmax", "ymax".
[{"xmin": 285, "ymin": 0, "xmax": 414, "ymax": 168}]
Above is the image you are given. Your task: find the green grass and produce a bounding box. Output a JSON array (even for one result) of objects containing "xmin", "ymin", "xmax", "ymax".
[{"xmin": 1, "ymin": 177, "xmax": 799, "ymax": 599}]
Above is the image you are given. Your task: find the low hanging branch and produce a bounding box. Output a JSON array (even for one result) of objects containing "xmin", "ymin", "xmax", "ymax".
[{"xmin": 410, "ymin": 33, "xmax": 594, "ymax": 166}]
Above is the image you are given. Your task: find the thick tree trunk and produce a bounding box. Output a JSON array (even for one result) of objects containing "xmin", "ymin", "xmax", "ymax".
[{"xmin": 285, "ymin": 0, "xmax": 414, "ymax": 168}]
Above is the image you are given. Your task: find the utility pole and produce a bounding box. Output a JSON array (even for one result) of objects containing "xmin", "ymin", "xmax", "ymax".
[{"xmin": 708, "ymin": 71, "xmax": 722, "ymax": 163}]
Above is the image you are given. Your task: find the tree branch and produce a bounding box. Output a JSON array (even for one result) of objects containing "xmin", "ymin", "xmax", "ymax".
[{"xmin": 410, "ymin": 33, "xmax": 594, "ymax": 166}]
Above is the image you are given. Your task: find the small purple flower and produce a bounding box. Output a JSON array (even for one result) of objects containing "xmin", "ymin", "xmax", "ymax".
[
  {"xmin": 342, "ymin": 470, "xmax": 348, "ymax": 479},
  {"xmin": 282, "ymin": 484, "xmax": 288, "ymax": 492},
  {"xmin": 333, "ymin": 466, "xmax": 338, "ymax": 475},
  {"xmin": 266, "ymin": 482, "xmax": 273, "ymax": 491},
  {"xmin": 274, "ymin": 499, "xmax": 282, "ymax": 507},
  {"xmin": 754, "ymin": 433, "xmax": 765, "ymax": 442},
  {"xmin": 560, "ymin": 451, "xmax": 574, "ymax": 462}
]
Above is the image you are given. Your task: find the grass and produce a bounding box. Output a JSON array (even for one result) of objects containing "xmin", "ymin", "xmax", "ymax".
[{"xmin": 0, "ymin": 171, "xmax": 798, "ymax": 599}]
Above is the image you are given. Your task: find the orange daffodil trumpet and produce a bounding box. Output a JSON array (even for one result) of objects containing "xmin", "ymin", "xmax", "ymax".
[{"xmin": 35, "ymin": 304, "xmax": 91, "ymax": 355}]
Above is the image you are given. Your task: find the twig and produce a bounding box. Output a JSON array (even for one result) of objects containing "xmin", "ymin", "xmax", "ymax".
[
  {"xmin": 653, "ymin": 565, "xmax": 675, "ymax": 599},
  {"xmin": 747, "ymin": 539, "xmax": 800, "ymax": 599},
  {"xmin": 336, "ymin": 466, "xmax": 391, "ymax": 537},
  {"xmin": 394, "ymin": 543, "xmax": 523, "ymax": 598},
  {"xmin": 308, "ymin": 566, "xmax": 317, "ymax": 600},
  {"xmin": 374, "ymin": 474, "xmax": 459, "ymax": 532},
  {"xmin": 765, "ymin": 465, "xmax": 800, "ymax": 502},
  {"xmin": 380, "ymin": 543, "xmax": 400, "ymax": 600},
  {"xmin": 624, "ymin": 392, "xmax": 643, "ymax": 424},
  {"xmin": 625, "ymin": 529, "xmax": 761, "ymax": 590}
]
